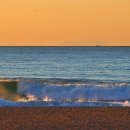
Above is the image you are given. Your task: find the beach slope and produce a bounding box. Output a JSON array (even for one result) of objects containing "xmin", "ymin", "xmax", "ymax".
[{"xmin": 0, "ymin": 107, "xmax": 130, "ymax": 130}]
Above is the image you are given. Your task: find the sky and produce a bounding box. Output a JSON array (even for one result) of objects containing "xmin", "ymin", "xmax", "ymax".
[{"xmin": 0, "ymin": 0, "xmax": 130, "ymax": 46}]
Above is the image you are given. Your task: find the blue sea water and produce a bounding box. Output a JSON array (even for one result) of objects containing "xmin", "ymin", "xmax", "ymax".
[
  {"xmin": 0, "ymin": 46, "xmax": 130, "ymax": 81},
  {"xmin": 0, "ymin": 46, "xmax": 130, "ymax": 106}
]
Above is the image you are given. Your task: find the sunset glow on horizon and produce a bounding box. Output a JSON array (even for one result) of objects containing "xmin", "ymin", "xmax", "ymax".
[{"xmin": 0, "ymin": 0, "xmax": 130, "ymax": 46}]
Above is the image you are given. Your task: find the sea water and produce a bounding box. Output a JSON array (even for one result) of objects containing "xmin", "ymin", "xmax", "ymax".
[{"xmin": 0, "ymin": 46, "xmax": 130, "ymax": 106}]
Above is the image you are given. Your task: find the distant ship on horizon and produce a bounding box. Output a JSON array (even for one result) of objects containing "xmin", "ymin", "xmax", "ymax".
[{"xmin": 96, "ymin": 45, "xmax": 101, "ymax": 47}]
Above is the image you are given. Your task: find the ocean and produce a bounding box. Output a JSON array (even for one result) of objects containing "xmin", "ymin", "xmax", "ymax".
[{"xmin": 0, "ymin": 46, "xmax": 130, "ymax": 106}]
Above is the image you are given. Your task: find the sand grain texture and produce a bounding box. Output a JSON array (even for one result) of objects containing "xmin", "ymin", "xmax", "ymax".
[{"xmin": 0, "ymin": 107, "xmax": 130, "ymax": 130}]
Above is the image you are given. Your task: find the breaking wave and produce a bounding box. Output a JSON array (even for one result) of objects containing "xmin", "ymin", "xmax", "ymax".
[{"xmin": 0, "ymin": 78, "xmax": 130, "ymax": 106}]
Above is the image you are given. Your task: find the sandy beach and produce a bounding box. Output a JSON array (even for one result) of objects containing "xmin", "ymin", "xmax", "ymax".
[{"xmin": 0, "ymin": 107, "xmax": 130, "ymax": 130}]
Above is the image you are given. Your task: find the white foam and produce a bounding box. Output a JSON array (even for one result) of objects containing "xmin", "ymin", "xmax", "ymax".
[
  {"xmin": 17, "ymin": 79, "xmax": 130, "ymax": 102},
  {"xmin": 123, "ymin": 101, "xmax": 130, "ymax": 106}
]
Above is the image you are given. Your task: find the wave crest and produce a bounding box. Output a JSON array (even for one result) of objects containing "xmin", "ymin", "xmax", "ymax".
[{"xmin": 17, "ymin": 78, "xmax": 130, "ymax": 102}]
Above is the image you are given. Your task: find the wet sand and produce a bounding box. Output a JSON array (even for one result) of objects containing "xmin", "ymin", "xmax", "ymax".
[{"xmin": 0, "ymin": 107, "xmax": 130, "ymax": 130}]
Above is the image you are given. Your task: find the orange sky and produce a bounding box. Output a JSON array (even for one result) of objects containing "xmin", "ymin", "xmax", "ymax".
[{"xmin": 0, "ymin": 0, "xmax": 130, "ymax": 46}]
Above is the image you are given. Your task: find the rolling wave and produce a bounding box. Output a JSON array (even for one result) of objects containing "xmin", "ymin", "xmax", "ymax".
[{"xmin": 0, "ymin": 78, "xmax": 130, "ymax": 106}]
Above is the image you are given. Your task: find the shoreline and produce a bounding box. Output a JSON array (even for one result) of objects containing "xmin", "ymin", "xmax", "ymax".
[{"xmin": 0, "ymin": 107, "xmax": 130, "ymax": 130}]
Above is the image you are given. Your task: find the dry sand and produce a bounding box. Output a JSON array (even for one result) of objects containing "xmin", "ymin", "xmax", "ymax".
[{"xmin": 0, "ymin": 107, "xmax": 130, "ymax": 130}]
